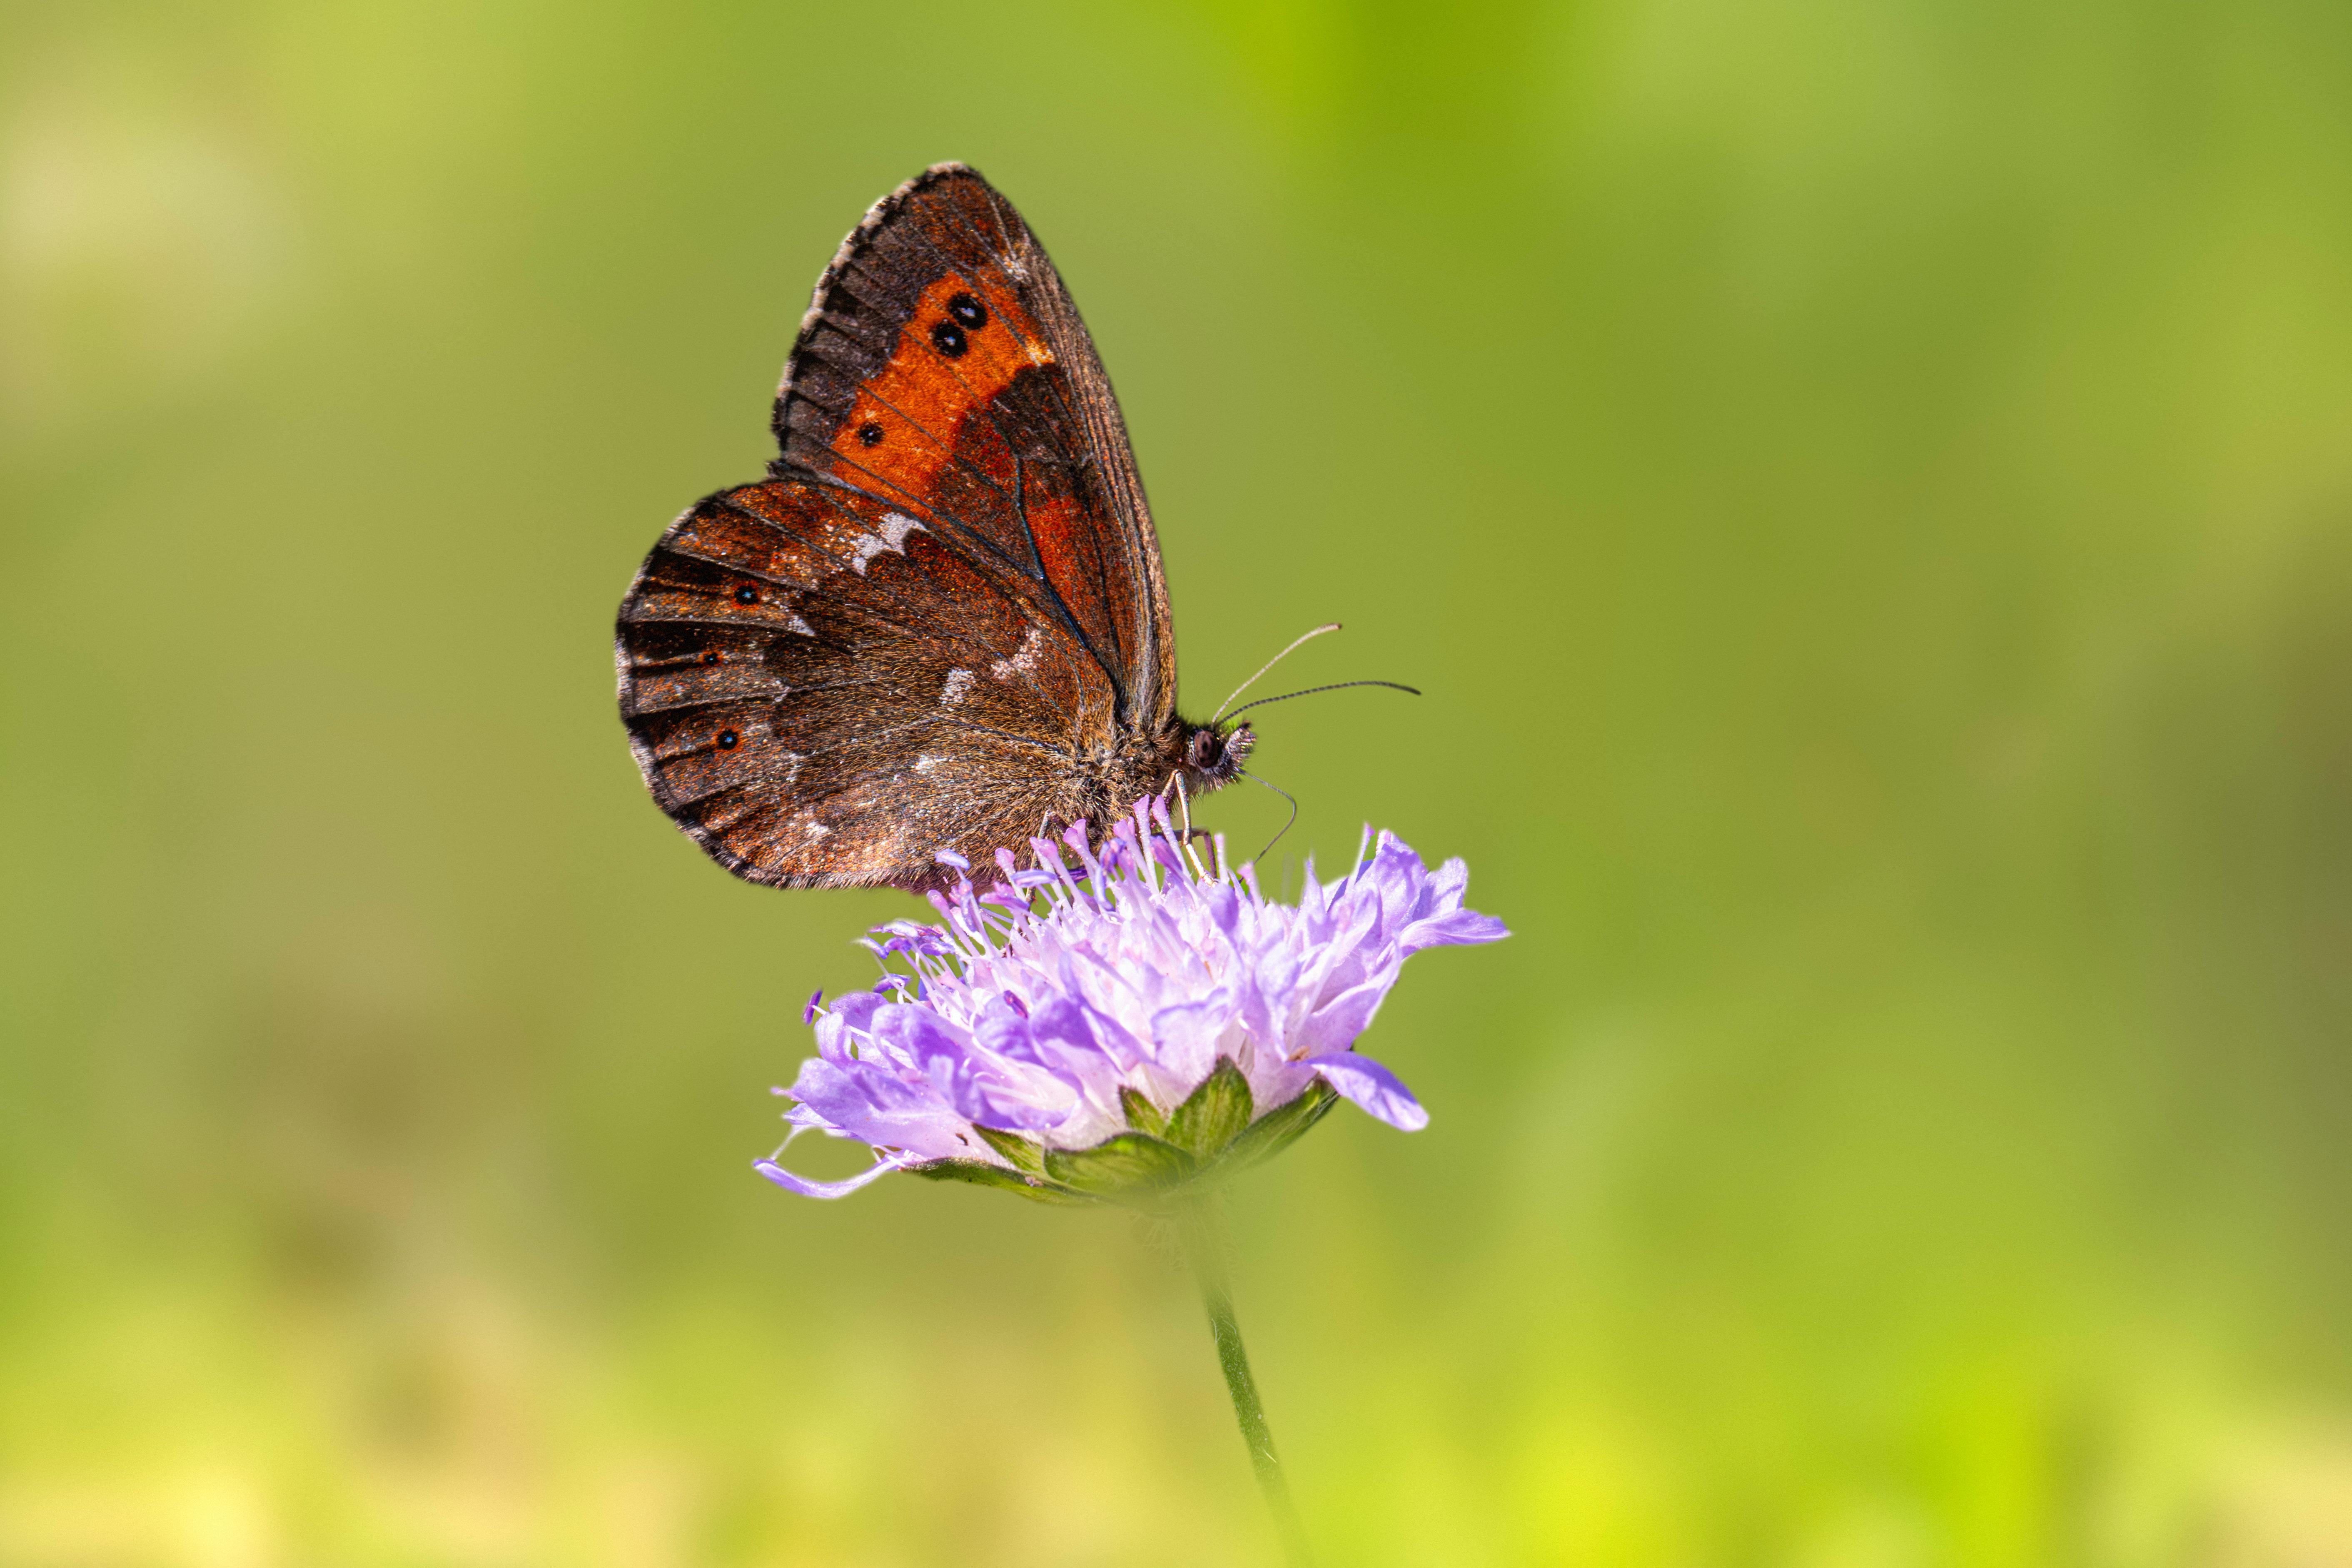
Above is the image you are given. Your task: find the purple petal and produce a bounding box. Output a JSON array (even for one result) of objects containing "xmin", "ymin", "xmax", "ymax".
[
  {"xmin": 829, "ymin": 990, "xmax": 882, "ymax": 1032},
  {"xmin": 1025, "ymin": 994, "xmax": 1099, "ymax": 1058},
  {"xmin": 1149, "ymin": 992, "xmax": 1233, "ymax": 1084},
  {"xmin": 1298, "ymin": 853, "xmax": 1327, "ymax": 918},
  {"xmin": 1400, "ymin": 907, "xmax": 1511, "ymax": 953},
  {"xmin": 1293, "ymin": 896, "xmax": 1382, "ymax": 1014},
  {"xmin": 1150, "ymin": 834, "xmax": 1187, "ymax": 879},
  {"xmin": 1293, "ymin": 975, "xmax": 1393, "ymax": 1058},
  {"xmin": 1063, "ymin": 822, "xmax": 1109, "ymax": 888},
  {"xmin": 753, "ymin": 1153, "xmax": 905, "ymax": 1198},
  {"xmin": 1198, "ymin": 878, "xmax": 1242, "ymax": 936},
  {"xmin": 883, "ymin": 1003, "xmax": 1072, "ymax": 1130},
  {"xmin": 1243, "ymin": 1057, "xmax": 1320, "ymax": 1119},
  {"xmin": 811, "ymin": 1010, "xmax": 865, "ymax": 1066},
  {"xmin": 1032, "ymin": 989, "xmax": 1147, "ymax": 1074},
  {"xmin": 802, "ymin": 989, "xmax": 825, "ymax": 1024},
  {"xmin": 973, "ymin": 996, "xmax": 1043, "ymax": 1064},
  {"xmin": 1364, "ymin": 833, "xmax": 1427, "ymax": 934},
  {"xmin": 877, "ymin": 1005, "xmax": 981, "ymax": 1088},
  {"xmin": 1316, "ymin": 1054, "xmax": 1429, "ymax": 1131},
  {"xmin": 1238, "ymin": 946, "xmax": 1302, "ymax": 1048},
  {"xmin": 785, "ymin": 1058, "xmax": 968, "ymax": 1157}
]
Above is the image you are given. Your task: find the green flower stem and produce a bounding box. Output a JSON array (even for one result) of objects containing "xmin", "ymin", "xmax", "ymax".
[{"xmin": 1183, "ymin": 1207, "xmax": 1314, "ymax": 1567}]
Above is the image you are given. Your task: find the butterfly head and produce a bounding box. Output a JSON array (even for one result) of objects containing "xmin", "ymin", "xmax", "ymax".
[{"xmin": 1179, "ymin": 720, "xmax": 1254, "ymax": 790}]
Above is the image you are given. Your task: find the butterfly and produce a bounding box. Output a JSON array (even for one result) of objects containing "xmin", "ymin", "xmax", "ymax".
[{"xmin": 615, "ymin": 163, "xmax": 1254, "ymax": 892}]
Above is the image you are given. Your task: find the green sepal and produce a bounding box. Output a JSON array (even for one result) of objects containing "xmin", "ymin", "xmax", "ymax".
[
  {"xmin": 971, "ymin": 1124, "xmax": 1045, "ymax": 1174},
  {"xmin": 1167, "ymin": 1058, "xmax": 1254, "ymax": 1157},
  {"xmin": 909, "ymin": 1078, "xmax": 1340, "ymax": 1209},
  {"xmin": 1118, "ymin": 1086, "xmax": 1168, "ymax": 1137},
  {"xmin": 1206, "ymin": 1077, "xmax": 1342, "ymax": 1177},
  {"xmin": 1043, "ymin": 1131, "xmax": 1197, "ymax": 1197},
  {"xmin": 906, "ymin": 1159, "xmax": 1093, "ymax": 1206}
]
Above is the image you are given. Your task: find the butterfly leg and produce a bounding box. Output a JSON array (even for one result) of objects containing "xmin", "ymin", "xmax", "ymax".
[{"xmin": 1164, "ymin": 778, "xmax": 1219, "ymax": 853}]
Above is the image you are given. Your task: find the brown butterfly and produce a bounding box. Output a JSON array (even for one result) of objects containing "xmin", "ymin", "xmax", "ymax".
[{"xmin": 616, "ymin": 163, "xmax": 1254, "ymax": 892}]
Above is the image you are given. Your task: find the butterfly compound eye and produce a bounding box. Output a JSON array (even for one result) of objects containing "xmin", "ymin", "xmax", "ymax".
[
  {"xmin": 947, "ymin": 293, "xmax": 988, "ymax": 330},
  {"xmin": 929, "ymin": 319, "xmax": 969, "ymax": 358}
]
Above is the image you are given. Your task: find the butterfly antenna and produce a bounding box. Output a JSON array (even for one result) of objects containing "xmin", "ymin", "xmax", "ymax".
[
  {"xmin": 1212, "ymin": 623, "xmax": 1343, "ymax": 724},
  {"xmin": 1241, "ymin": 769, "xmax": 1301, "ymax": 865},
  {"xmin": 1222, "ymin": 680, "xmax": 1420, "ymax": 720}
]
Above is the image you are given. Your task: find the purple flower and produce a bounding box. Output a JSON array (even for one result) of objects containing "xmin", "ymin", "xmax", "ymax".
[{"xmin": 756, "ymin": 802, "xmax": 1508, "ymax": 1204}]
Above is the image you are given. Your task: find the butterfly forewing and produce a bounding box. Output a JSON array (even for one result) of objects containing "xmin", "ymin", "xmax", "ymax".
[{"xmin": 772, "ymin": 166, "xmax": 1173, "ymax": 729}]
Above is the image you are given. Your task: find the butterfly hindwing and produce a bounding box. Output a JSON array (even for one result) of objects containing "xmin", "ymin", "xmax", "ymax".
[{"xmin": 618, "ymin": 477, "xmax": 1120, "ymax": 887}]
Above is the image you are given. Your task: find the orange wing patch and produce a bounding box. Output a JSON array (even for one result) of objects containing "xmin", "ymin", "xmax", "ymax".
[{"xmin": 828, "ymin": 273, "xmax": 1054, "ymax": 494}]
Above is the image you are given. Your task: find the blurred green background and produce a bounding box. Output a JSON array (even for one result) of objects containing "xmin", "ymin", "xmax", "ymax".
[{"xmin": 5, "ymin": 0, "xmax": 2351, "ymax": 1563}]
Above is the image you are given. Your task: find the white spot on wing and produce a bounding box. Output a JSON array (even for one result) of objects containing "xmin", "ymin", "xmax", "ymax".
[
  {"xmin": 787, "ymin": 614, "xmax": 816, "ymax": 637},
  {"xmin": 942, "ymin": 668, "xmax": 974, "ymax": 706},
  {"xmin": 848, "ymin": 511, "xmax": 925, "ymax": 574},
  {"xmin": 990, "ymin": 627, "xmax": 1043, "ymax": 681},
  {"xmin": 914, "ymin": 754, "xmax": 944, "ymax": 773}
]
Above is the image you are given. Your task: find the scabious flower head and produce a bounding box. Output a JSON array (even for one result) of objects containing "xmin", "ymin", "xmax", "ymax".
[{"xmin": 758, "ymin": 800, "xmax": 1508, "ymax": 1205}]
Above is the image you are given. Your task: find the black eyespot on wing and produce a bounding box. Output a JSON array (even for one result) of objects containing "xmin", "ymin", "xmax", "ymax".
[
  {"xmin": 733, "ymin": 584, "xmax": 759, "ymax": 606},
  {"xmin": 947, "ymin": 293, "xmax": 987, "ymax": 330},
  {"xmin": 715, "ymin": 728, "xmax": 740, "ymax": 750},
  {"xmin": 700, "ymin": 650, "xmax": 723, "ymax": 666},
  {"xmin": 930, "ymin": 320, "xmax": 968, "ymax": 358},
  {"xmin": 857, "ymin": 422, "xmax": 883, "ymax": 446}
]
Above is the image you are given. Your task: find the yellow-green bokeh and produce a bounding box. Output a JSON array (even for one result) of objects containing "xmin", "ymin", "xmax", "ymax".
[{"xmin": 5, "ymin": 1, "xmax": 2350, "ymax": 1563}]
